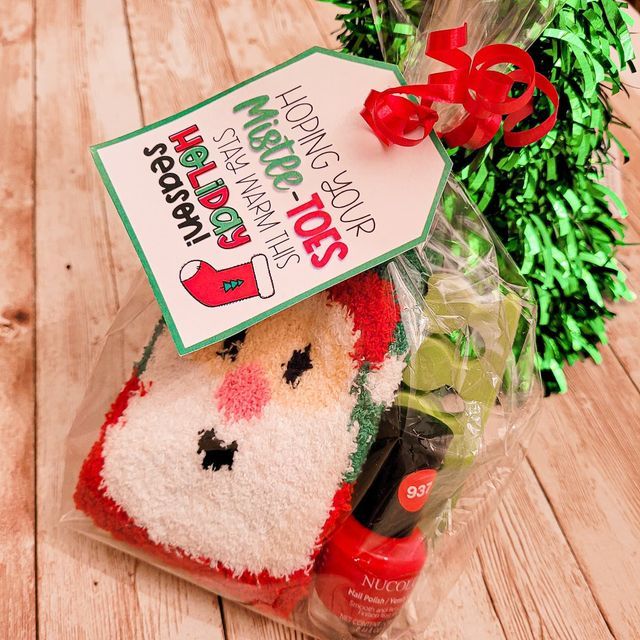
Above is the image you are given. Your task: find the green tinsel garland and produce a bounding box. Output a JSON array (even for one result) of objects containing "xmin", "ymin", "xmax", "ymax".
[{"xmin": 320, "ymin": 0, "xmax": 635, "ymax": 393}]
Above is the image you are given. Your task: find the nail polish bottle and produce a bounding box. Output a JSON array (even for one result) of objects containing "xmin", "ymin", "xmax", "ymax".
[{"xmin": 309, "ymin": 405, "xmax": 453, "ymax": 639}]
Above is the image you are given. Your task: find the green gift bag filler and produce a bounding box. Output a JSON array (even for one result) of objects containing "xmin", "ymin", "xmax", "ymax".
[{"xmin": 396, "ymin": 270, "xmax": 523, "ymax": 534}]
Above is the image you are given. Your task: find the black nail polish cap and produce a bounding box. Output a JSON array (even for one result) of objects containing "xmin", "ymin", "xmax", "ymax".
[{"xmin": 352, "ymin": 405, "xmax": 454, "ymax": 538}]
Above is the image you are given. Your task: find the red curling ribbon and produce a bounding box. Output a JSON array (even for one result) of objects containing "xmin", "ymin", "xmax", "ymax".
[{"xmin": 361, "ymin": 24, "xmax": 559, "ymax": 149}]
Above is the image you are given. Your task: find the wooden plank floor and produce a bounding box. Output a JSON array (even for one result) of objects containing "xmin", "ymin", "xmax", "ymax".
[{"xmin": 1, "ymin": 1, "xmax": 639, "ymax": 638}]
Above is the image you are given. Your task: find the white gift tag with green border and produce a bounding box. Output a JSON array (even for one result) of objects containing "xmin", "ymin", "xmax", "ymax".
[{"xmin": 92, "ymin": 47, "xmax": 451, "ymax": 355}]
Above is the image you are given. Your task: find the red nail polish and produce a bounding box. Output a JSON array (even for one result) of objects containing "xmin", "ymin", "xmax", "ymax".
[{"xmin": 309, "ymin": 407, "xmax": 453, "ymax": 639}]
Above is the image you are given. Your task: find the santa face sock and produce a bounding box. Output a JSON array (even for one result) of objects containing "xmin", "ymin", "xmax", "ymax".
[{"xmin": 75, "ymin": 271, "xmax": 407, "ymax": 609}]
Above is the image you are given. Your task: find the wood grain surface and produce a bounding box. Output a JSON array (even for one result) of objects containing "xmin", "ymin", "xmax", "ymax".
[
  {"xmin": 1, "ymin": 1, "xmax": 638, "ymax": 638},
  {"xmin": 0, "ymin": 2, "xmax": 36, "ymax": 639}
]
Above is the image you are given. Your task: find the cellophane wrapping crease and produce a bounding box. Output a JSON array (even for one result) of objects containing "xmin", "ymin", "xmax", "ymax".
[
  {"xmin": 61, "ymin": 3, "xmax": 550, "ymax": 639},
  {"xmin": 371, "ymin": 0, "xmax": 563, "ymax": 71}
]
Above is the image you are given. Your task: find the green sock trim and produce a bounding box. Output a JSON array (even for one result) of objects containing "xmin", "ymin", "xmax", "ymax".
[
  {"xmin": 344, "ymin": 366, "xmax": 386, "ymax": 483},
  {"xmin": 134, "ymin": 319, "xmax": 165, "ymax": 376},
  {"xmin": 388, "ymin": 321, "xmax": 409, "ymax": 358}
]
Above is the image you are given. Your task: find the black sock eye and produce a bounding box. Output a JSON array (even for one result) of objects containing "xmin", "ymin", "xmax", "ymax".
[
  {"xmin": 282, "ymin": 344, "xmax": 313, "ymax": 388},
  {"xmin": 197, "ymin": 429, "xmax": 238, "ymax": 472},
  {"xmin": 216, "ymin": 329, "xmax": 247, "ymax": 362}
]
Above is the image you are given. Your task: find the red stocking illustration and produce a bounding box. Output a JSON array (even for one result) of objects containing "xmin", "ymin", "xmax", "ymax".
[{"xmin": 180, "ymin": 254, "xmax": 274, "ymax": 308}]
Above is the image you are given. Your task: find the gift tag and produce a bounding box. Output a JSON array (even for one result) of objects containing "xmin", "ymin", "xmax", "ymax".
[{"xmin": 93, "ymin": 47, "xmax": 451, "ymax": 355}]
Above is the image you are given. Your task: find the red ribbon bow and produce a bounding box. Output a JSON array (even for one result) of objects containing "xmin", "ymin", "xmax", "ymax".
[{"xmin": 361, "ymin": 24, "xmax": 559, "ymax": 149}]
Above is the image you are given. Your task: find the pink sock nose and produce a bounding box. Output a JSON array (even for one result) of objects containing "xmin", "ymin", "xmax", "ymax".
[{"xmin": 215, "ymin": 363, "xmax": 272, "ymax": 422}]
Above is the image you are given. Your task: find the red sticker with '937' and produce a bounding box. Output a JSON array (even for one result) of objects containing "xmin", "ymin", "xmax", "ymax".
[{"xmin": 398, "ymin": 469, "xmax": 438, "ymax": 512}]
